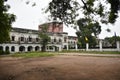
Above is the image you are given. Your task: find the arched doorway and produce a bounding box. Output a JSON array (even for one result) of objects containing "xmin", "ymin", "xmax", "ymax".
[
  {"xmin": 19, "ymin": 46, "xmax": 25, "ymax": 52},
  {"xmin": 35, "ymin": 46, "xmax": 39, "ymax": 51},
  {"xmin": 0, "ymin": 46, "xmax": 3, "ymax": 51},
  {"xmin": 11, "ymin": 46, "xmax": 15, "ymax": 52},
  {"xmin": 5, "ymin": 46, "xmax": 9, "ymax": 51},
  {"xmin": 28, "ymin": 46, "xmax": 33, "ymax": 51},
  {"xmin": 55, "ymin": 46, "xmax": 59, "ymax": 51}
]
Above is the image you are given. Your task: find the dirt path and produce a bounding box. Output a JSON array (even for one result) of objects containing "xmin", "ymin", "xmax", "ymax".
[{"xmin": 0, "ymin": 55, "xmax": 120, "ymax": 80}]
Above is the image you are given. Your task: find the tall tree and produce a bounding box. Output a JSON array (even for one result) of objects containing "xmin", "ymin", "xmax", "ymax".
[
  {"xmin": 76, "ymin": 18, "xmax": 101, "ymax": 47},
  {"xmin": 0, "ymin": 0, "xmax": 16, "ymax": 43},
  {"xmin": 46, "ymin": 0, "xmax": 120, "ymax": 26},
  {"xmin": 45, "ymin": 0, "xmax": 119, "ymax": 48},
  {"xmin": 39, "ymin": 24, "xmax": 50, "ymax": 52}
]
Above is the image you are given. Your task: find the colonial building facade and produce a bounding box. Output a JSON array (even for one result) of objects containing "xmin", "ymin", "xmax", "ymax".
[{"xmin": 0, "ymin": 22, "xmax": 78, "ymax": 53}]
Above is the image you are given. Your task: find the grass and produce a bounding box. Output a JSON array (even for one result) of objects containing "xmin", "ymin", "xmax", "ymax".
[
  {"xmin": 0, "ymin": 51, "xmax": 120, "ymax": 58},
  {"xmin": 60, "ymin": 50, "xmax": 120, "ymax": 54},
  {"xmin": 9, "ymin": 52, "xmax": 54, "ymax": 58}
]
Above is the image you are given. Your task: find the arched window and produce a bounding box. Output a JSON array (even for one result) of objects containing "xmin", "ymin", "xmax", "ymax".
[
  {"xmin": 19, "ymin": 46, "xmax": 25, "ymax": 52},
  {"xmin": 28, "ymin": 46, "xmax": 33, "ymax": 51},
  {"xmin": 35, "ymin": 46, "xmax": 39, "ymax": 51},
  {"xmin": 11, "ymin": 46, "xmax": 15, "ymax": 52}
]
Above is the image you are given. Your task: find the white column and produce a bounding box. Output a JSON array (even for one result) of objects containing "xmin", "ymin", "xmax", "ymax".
[
  {"xmin": 75, "ymin": 44, "xmax": 78, "ymax": 51},
  {"xmin": 15, "ymin": 45, "xmax": 19, "ymax": 52},
  {"xmin": 32, "ymin": 47, "xmax": 35, "ymax": 52},
  {"xmin": 3, "ymin": 45, "xmax": 5, "ymax": 52},
  {"xmin": 25, "ymin": 46, "xmax": 28, "ymax": 52},
  {"xmin": 67, "ymin": 45, "xmax": 69, "ymax": 50},
  {"xmin": 39, "ymin": 46, "xmax": 41, "ymax": 51},
  {"xmin": 53, "ymin": 46, "xmax": 55, "ymax": 51},
  {"xmin": 59, "ymin": 46, "xmax": 62, "ymax": 51},
  {"xmin": 116, "ymin": 41, "xmax": 120, "ymax": 51},
  {"xmin": 99, "ymin": 40, "xmax": 102, "ymax": 51},
  {"xmin": 86, "ymin": 43, "xmax": 89, "ymax": 51}
]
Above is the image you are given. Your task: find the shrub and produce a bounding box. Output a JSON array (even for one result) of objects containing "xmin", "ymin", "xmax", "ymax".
[
  {"xmin": 0, "ymin": 50, "xmax": 4, "ymax": 55},
  {"xmin": 5, "ymin": 50, "xmax": 10, "ymax": 54},
  {"xmin": 0, "ymin": 50, "xmax": 10, "ymax": 55}
]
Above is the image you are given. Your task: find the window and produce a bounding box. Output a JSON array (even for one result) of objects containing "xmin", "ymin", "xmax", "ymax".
[
  {"xmin": 20, "ymin": 37, "xmax": 24, "ymax": 41},
  {"xmin": 64, "ymin": 37, "xmax": 67, "ymax": 42},
  {"xmin": 19, "ymin": 46, "xmax": 25, "ymax": 52},
  {"xmin": 36, "ymin": 38, "xmax": 39, "ymax": 42},
  {"xmin": 11, "ymin": 36, "xmax": 15, "ymax": 41},
  {"xmin": 28, "ymin": 46, "xmax": 33, "ymax": 51},
  {"xmin": 54, "ymin": 38, "xmax": 56, "ymax": 42},
  {"xmin": 11, "ymin": 46, "xmax": 15, "ymax": 52},
  {"xmin": 35, "ymin": 46, "xmax": 39, "ymax": 51},
  {"xmin": 59, "ymin": 38, "xmax": 62, "ymax": 42},
  {"xmin": 28, "ymin": 36, "xmax": 32, "ymax": 42},
  {"xmin": 49, "ymin": 46, "xmax": 53, "ymax": 50}
]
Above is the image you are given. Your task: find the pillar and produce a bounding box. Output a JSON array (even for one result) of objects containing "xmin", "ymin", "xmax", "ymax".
[
  {"xmin": 15, "ymin": 45, "xmax": 19, "ymax": 53},
  {"xmin": 3, "ymin": 45, "xmax": 5, "ymax": 52},
  {"xmin": 116, "ymin": 41, "xmax": 120, "ymax": 51},
  {"xmin": 75, "ymin": 44, "xmax": 78, "ymax": 51},
  {"xmin": 25, "ymin": 46, "xmax": 28, "ymax": 52},
  {"xmin": 59, "ymin": 45, "xmax": 62, "ymax": 51},
  {"xmin": 67, "ymin": 45, "xmax": 69, "ymax": 50},
  {"xmin": 99, "ymin": 40, "xmax": 102, "ymax": 51},
  {"xmin": 86, "ymin": 43, "xmax": 89, "ymax": 51}
]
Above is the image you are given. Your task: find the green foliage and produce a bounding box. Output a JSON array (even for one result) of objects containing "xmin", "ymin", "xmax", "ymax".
[
  {"xmin": 76, "ymin": 18, "xmax": 101, "ymax": 48},
  {"xmin": 0, "ymin": 50, "xmax": 10, "ymax": 55},
  {"xmin": 105, "ymin": 36, "xmax": 120, "ymax": 47},
  {"xmin": 77, "ymin": 18, "xmax": 101, "ymax": 37},
  {"xmin": 46, "ymin": 0, "xmax": 120, "ymax": 26},
  {"xmin": 46, "ymin": 0, "xmax": 79, "ymax": 26},
  {"xmin": 107, "ymin": 0, "xmax": 120, "ymax": 23},
  {"xmin": 77, "ymin": 35, "xmax": 97, "ymax": 48},
  {"xmin": 39, "ymin": 24, "xmax": 50, "ymax": 52},
  {"xmin": 0, "ymin": 0, "xmax": 16, "ymax": 43}
]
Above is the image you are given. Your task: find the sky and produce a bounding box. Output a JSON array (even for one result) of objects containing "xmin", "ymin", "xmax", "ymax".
[{"xmin": 6, "ymin": 0, "xmax": 120, "ymax": 39}]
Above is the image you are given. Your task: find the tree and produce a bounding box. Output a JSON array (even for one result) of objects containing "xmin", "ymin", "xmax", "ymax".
[
  {"xmin": 76, "ymin": 18, "xmax": 101, "ymax": 47},
  {"xmin": 46, "ymin": 0, "xmax": 120, "ymax": 26},
  {"xmin": 77, "ymin": 35, "xmax": 97, "ymax": 48},
  {"xmin": 0, "ymin": 0, "xmax": 16, "ymax": 43},
  {"xmin": 39, "ymin": 24, "xmax": 50, "ymax": 52},
  {"xmin": 46, "ymin": 0, "xmax": 120, "ymax": 48},
  {"xmin": 104, "ymin": 36, "xmax": 120, "ymax": 47}
]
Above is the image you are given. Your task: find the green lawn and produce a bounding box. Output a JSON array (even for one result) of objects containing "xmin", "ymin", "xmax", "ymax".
[{"xmin": 9, "ymin": 52, "xmax": 54, "ymax": 58}]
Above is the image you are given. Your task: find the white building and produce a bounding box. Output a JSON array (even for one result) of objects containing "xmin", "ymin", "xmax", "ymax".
[{"xmin": 0, "ymin": 22, "xmax": 78, "ymax": 53}]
